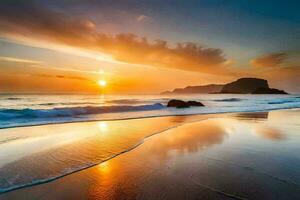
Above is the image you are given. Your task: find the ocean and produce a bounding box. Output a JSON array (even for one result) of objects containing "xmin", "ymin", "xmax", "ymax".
[{"xmin": 1, "ymin": 94, "xmax": 300, "ymax": 129}]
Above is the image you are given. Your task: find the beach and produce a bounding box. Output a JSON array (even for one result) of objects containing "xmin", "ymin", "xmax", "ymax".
[
  {"xmin": 1, "ymin": 1, "xmax": 300, "ymax": 199},
  {"xmin": 1, "ymin": 109, "xmax": 300, "ymax": 200}
]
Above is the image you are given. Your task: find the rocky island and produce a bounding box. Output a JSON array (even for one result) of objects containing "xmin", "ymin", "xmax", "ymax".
[
  {"xmin": 162, "ymin": 78, "xmax": 288, "ymax": 95},
  {"xmin": 252, "ymin": 87, "xmax": 288, "ymax": 94},
  {"xmin": 220, "ymin": 78, "xmax": 288, "ymax": 94},
  {"xmin": 161, "ymin": 84, "xmax": 224, "ymax": 95},
  {"xmin": 220, "ymin": 78, "xmax": 268, "ymax": 94}
]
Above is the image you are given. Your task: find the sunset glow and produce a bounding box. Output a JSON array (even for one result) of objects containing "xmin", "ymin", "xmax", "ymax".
[
  {"xmin": 98, "ymin": 80, "xmax": 107, "ymax": 87},
  {"xmin": 0, "ymin": 1, "xmax": 299, "ymax": 94}
]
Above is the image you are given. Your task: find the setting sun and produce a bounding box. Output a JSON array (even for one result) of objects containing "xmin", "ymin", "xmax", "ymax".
[{"xmin": 98, "ymin": 80, "xmax": 107, "ymax": 87}]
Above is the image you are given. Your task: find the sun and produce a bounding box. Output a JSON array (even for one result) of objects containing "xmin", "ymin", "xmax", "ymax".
[{"xmin": 97, "ymin": 79, "xmax": 107, "ymax": 87}]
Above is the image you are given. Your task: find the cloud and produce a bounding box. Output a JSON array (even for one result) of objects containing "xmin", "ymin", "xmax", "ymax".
[
  {"xmin": 80, "ymin": 20, "xmax": 96, "ymax": 29},
  {"xmin": 254, "ymin": 125, "xmax": 286, "ymax": 141},
  {"xmin": 0, "ymin": 56, "xmax": 43, "ymax": 64},
  {"xmin": 136, "ymin": 15, "xmax": 150, "ymax": 22},
  {"xmin": 249, "ymin": 51, "xmax": 300, "ymax": 87},
  {"xmin": 250, "ymin": 53, "xmax": 287, "ymax": 68},
  {"xmin": 0, "ymin": 1, "xmax": 230, "ymax": 74},
  {"xmin": 32, "ymin": 74, "xmax": 92, "ymax": 81}
]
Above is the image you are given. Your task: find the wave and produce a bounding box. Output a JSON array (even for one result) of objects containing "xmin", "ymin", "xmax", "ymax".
[
  {"xmin": 214, "ymin": 98, "xmax": 243, "ymax": 102},
  {"xmin": 107, "ymin": 99, "xmax": 140, "ymax": 104},
  {"xmin": 33, "ymin": 102, "xmax": 103, "ymax": 106},
  {"xmin": 24, "ymin": 99, "xmax": 158, "ymax": 107},
  {"xmin": 268, "ymin": 100, "xmax": 296, "ymax": 105},
  {"xmin": 0, "ymin": 103, "xmax": 164, "ymax": 119}
]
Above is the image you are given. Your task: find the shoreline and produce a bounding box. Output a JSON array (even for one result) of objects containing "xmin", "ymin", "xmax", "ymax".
[
  {"xmin": 0, "ymin": 108, "xmax": 300, "ymax": 198},
  {"xmin": 0, "ymin": 112, "xmax": 220, "ymax": 194},
  {"xmin": 0, "ymin": 115, "xmax": 213, "ymax": 194},
  {"xmin": 1, "ymin": 108, "xmax": 299, "ymax": 199}
]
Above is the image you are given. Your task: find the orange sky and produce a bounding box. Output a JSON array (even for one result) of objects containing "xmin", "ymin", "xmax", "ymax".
[{"xmin": 0, "ymin": 1, "xmax": 299, "ymax": 94}]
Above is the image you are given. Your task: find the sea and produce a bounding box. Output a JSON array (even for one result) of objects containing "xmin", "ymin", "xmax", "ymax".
[{"xmin": 0, "ymin": 94, "xmax": 300, "ymax": 129}]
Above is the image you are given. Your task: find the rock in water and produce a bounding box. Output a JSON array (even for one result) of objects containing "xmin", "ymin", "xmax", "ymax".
[
  {"xmin": 167, "ymin": 99, "xmax": 204, "ymax": 108},
  {"xmin": 221, "ymin": 78, "xmax": 269, "ymax": 94},
  {"xmin": 167, "ymin": 99, "xmax": 189, "ymax": 108},
  {"xmin": 187, "ymin": 101, "xmax": 204, "ymax": 106}
]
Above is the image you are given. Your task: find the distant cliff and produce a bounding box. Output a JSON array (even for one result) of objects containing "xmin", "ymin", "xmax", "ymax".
[
  {"xmin": 161, "ymin": 84, "xmax": 224, "ymax": 95},
  {"xmin": 162, "ymin": 77, "xmax": 288, "ymax": 95},
  {"xmin": 220, "ymin": 78, "xmax": 269, "ymax": 94}
]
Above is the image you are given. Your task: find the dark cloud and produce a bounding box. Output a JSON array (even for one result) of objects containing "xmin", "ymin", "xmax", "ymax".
[
  {"xmin": 31, "ymin": 74, "xmax": 92, "ymax": 82},
  {"xmin": 56, "ymin": 75, "xmax": 91, "ymax": 81},
  {"xmin": 0, "ymin": 0, "xmax": 230, "ymax": 74}
]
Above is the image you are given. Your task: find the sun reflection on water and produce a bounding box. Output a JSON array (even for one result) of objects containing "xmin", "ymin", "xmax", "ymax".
[
  {"xmin": 98, "ymin": 162, "xmax": 111, "ymax": 174},
  {"xmin": 97, "ymin": 122, "xmax": 108, "ymax": 132}
]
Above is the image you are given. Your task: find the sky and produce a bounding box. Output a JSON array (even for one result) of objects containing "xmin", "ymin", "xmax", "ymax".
[{"xmin": 0, "ymin": 0, "xmax": 299, "ymax": 94}]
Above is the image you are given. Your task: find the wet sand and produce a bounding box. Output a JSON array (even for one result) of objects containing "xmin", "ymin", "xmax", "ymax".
[{"xmin": 1, "ymin": 109, "xmax": 300, "ymax": 199}]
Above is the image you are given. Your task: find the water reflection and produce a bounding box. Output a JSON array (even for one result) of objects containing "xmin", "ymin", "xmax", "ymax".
[
  {"xmin": 88, "ymin": 119, "xmax": 229, "ymax": 199},
  {"xmin": 1, "ymin": 109, "xmax": 300, "ymax": 200},
  {"xmin": 167, "ymin": 115, "xmax": 189, "ymax": 123},
  {"xmin": 148, "ymin": 120, "xmax": 228, "ymax": 158},
  {"xmin": 233, "ymin": 112, "xmax": 269, "ymax": 121},
  {"xmin": 85, "ymin": 114, "xmax": 297, "ymax": 199},
  {"xmin": 254, "ymin": 125, "xmax": 286, "ymax": 141},
  {"xmin": 0, "ymin": 115, "xmax": 209, "ymax": 193},
  {"xmin": 97, "ymin": 121, "xmax": 108, "ymax": 132},
  {"xmin": 230, "ymin": 111, "xmax": 287, "ymax": 141}
]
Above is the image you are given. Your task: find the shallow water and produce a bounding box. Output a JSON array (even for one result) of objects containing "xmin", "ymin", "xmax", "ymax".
[
  {"xmin": 0, "ymin": 114, "xmax": 214, "ymax": 193},
  {"xmin": 0, "ymin": 109, "xmax": 300, "ymax": 199}
]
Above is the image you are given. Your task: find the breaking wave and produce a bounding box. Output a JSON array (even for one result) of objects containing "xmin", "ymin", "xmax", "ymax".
[
  {"xmin": 214, "ymin": 98, "xmax": 243, "ymax": 102},
  {"xmin": 0, "ymin": 103, "xmax": 164, "ymax": 119}
]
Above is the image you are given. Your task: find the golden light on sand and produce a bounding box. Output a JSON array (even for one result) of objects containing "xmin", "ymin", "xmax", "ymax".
[{"xmin": 98, "ymin": 79, "xmax": 107, "ymax": 87}]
